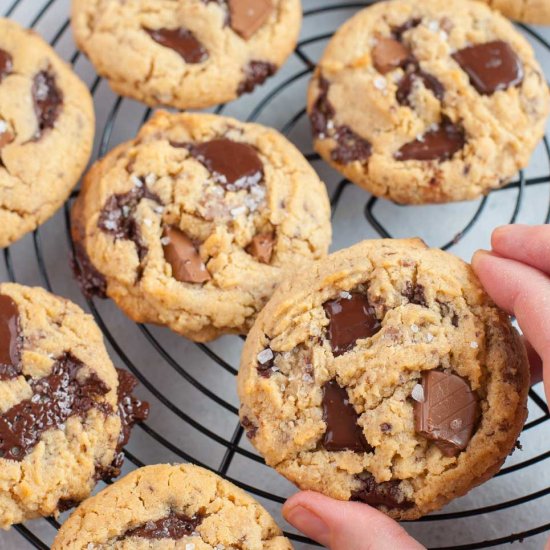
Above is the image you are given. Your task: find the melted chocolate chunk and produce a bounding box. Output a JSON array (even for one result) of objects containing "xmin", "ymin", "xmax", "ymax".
[
  {"xmin": 98, "ymin": 181, "xmax": 161, "ymax": 263},
  {"xmin": 403, "ymin": 282, "xmax": 427, "ymax": 307},
  {"xmin": 32, "ymin": 71, "xmax": 63, "ymax": 138},
  {"xmin": 0, "ymin": 49, "xmax": 13, "ymax": 82},
  {"xmin": 396, "ymin": 71, "xmax": 444, "ymax": 107},
  {"xmin": 414, "ymin": 370, "xmax": 480, "ymax": 457},
  {"xmin": 453, "ymin": 40, "xmax": 524, "ymax": 95},
  {"xmin": 310, "ymin": 77, "xmax": 335, "ymax": 137},
  {"xmin": 351, "ymin": 473, "xmax": 413, "ymax": 510},
  {"xmin": 246, "ymin": 232, "xmax": 274, "ymax": 264},
  {"xmin": 125, "ymin": 511, "xmax": 203, "ymax": 540},
  {"xmin": 189, "ymin": 138, "xmax": 263, "ymax": 190},
  {"xmin": 144, "ymin": 28, "xmax": 208, "ymax": 64},
  {"xmin": 228, "ymin": 0, "xmax": 273, "ymax": 40},
  {"xmin": 392, "ymin": 18, "xmax": 422, "ymax": 40},
  {"xmin": 372, "ymin": 38, "xmax": 413, "ymax": 74},
  {"xmin": 322, "ymin": 380, "xmax": 371, "ymax": 452},
  {"xmin": 395, "ymin": 117, "xmax": 465, "ymax": 162},
  {"xmin": 163, "ymin": 226, "xmax": 211, "ymax": 284},
  {"xmin": 237, "ymin": 60, "xmax": 276, "ymax": 95},
  {"xmin": 323, "ymin": 293, "xmax": 381, "ymax": 357},
  {"xmin": 0, "ymin": 295, "xmax": 22, "ymax": 380},
  {"xmin": 0, "ymin": 353, "xmax": 110, "ymax": 461},
  {"xmin": 241, "ymin": 415, "xmax": 258, "ymax": 439}
]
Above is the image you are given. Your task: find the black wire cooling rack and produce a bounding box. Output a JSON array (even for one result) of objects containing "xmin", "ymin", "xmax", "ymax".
[{"xmin": 2, "ymin": 0, "xmax": 550, "ymax": 548}]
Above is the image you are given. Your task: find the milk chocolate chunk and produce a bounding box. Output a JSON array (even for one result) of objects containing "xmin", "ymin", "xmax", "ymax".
[
  {"xmin": 0, "ymin": 295, "xmax": 22, "ymax": 380},
  {"xmin": 229, "ymin": 0, "xmax": 273, "ymax": 40},
  {"xmin": 322, "ymin": 380, "xmax": 371, "ymax": 453},
  {"xmin": 395, "ymin": 117, "xmax": 465, "ymax": 162},
  {"xmin": 396, "ymin": 71, "xmax": 444, "ymax": 106},
  {"xmin": 145, "ymin": 28, "xmax": 208, "ymax": 64},
  {"xmin": 125, "ymin": 512, "xmax": 203, "ymax": 540},
  {"xmin": 323, "ymin": 293, "xmax": 381, "ymax": 356},
  {"xmin": 351, "ymin": 474, "xmax": 413, "ymax": 510},
  {"xmin": 32, "ymin": 71, "xmax": 63, "ymax": 137},
  {"xmin": 163, "ymin": 226, "xmax": 211, "ymax": 284},
  {"xmin": 453, "ymin": 41, "xmax": 524, "ymax": 95},
  {"xmin": 190, "ymin": 138, "xmax": 263, "ymax": 190},
  {"xmin": 372, "ymin": 38, "xmax": 412, "ymax": 74},
  {"xmin": 247, "ymin": 233, "xmax": 274, "ymax": 264},
  {"xmin": 237, "ymin": 60, "xmax": 276, "ymax": 95},
  {"xmin": 414, "ymin": 370, "xmax": 479, "ymax": 457},
  {"xmin": 0, "ymin": 352, "xmax": 110, "ymax": 461},
  {"xmin": 0, "ymin": 49, "xmax": 13, "ymax": 82}
]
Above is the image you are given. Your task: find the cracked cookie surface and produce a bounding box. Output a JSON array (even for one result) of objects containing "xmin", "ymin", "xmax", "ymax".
[
  {"xmin": 52, "ymin": 463, "xmax": 293, "ymax": 549},
  {"xmin": 0, "ymin": 18, "xmax": 94, "ymax": 248},
  {"xmin": 238, "ymin": 238, "xmax": 529, "ymax": 520},
  {"xmin": 0, "ymin": 283, "xmax": 148, "ymax": 528},
  {"xmin": 71, "ymin": 111, "xmax": 331, "ymax": 342},
  {"xmin": 307, "ymin": 0, "xmax": 549, "ymax": 204},
  {"xmin": 71, "ymin": 0, "xmax": 301, "ymax": 110},
  {"xmin": 480, "ymin": 0, "xmax": 550, "ymax": 24}
]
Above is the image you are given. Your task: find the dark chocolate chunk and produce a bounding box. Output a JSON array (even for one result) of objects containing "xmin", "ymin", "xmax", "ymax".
[
  {"xmin": 57, "ymin": 498, "xmax": 80, "ymax": 513},
  {"xmin": 163, "ymin": 226, "xmax": 211, "ymax": 284},
  {"xmin": 241, "ymin": 415, "xmax": 258, "ymax": 439},
  {"xmin": 322, "ymin": 380, "xmax": 371, "ymax": 453},
  {"xmin": 392, "ymin": 18, "xmax": 422, "ymax": 40},
  {"xmin": 228, "ymin": 0, "xmax": 273, "ymax": 40},
  {"xmin": 0, "ymin": 353, "xmax": 111, "ymax": 461},
  {"xmin": 452, "ymin": 40, "xmax": 524, "ymax": 95},
  {"xmin": 414, "ymin": 370, "xmax": 479, "ymax": 457},
  {"xmin": 395, "ymin": 117, "xmax": 465, "ymax": 162},
  {"xmin": 323, "ymin": 293, "xmax": 381, "ymax": 357},
  {"xmin": 237, "ymin": 60, "xmax": 276, "ymax": 95},
  {"xmin": 125, "ymin": 511, "xmax": 203, "ymax": 540},
  {"xmin": 32, "ymin": 71, "xmax": 63, "ymax": 137},
  {"xmin": 0, "ymin": 49, "xmax": 13, "ymax": 83},
  {"xmin": 351, "ymin": 473, "xmax": 413, "ymax": 510},
  {"xmin": 310, "ymin": 77, "xmax": 335, "ymax": 137},
  {"xmin": 257, "ymin": 348, "xmax": 276, "ymax": 378},
  {"xmin": 144, "ymin": 28, "xmax": 208, "ymax": 64},
  {"xmin": 372, "ymin": 38, "xmax": 412, "ymax": 74},
  {"xmin": 396, "ymin": 71, "xmax": 444, "ymax": 106},
  {"xmin": 189, "ymin": 138, "xmax": 263, "ymax": 190},
  {"xmin": 246, "ymin": 233, "xmax": 274, "ymax": 264},
  {"xmin": 0, "ymin": 295, "xmax": 22, "ymax": 381},
  {"xmin": 403, "ymin": 282, "xmax": 427, "ymax": 307}
]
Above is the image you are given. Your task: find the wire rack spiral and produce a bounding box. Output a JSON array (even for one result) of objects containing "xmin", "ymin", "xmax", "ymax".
[{"xmin": 1, "ymin": 0, "xmax": 550, "ymax": 548}]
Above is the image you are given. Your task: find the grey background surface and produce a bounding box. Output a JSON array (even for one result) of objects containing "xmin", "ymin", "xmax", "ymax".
[{"xmin": 0, "ymin": 0, "xmax": 549, "ymax": 548}]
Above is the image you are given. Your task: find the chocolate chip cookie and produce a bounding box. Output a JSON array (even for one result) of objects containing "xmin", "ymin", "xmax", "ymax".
[
  {"xmin": 307, "ymin": 0, "xmax": 550, "ymax": 204},
  {"xmin": 71, "ymin": 111, "xmax": 331, "ymax": 342},
  {"xmin": 0, "ymin": 283, "xmax": 148, "ymax": 528},
  {"xmin": 71, "ymin": 0, "xmax": 301, "ymax": 110},
  {"xmin": 238, "ymin": 238, "xmax": 529, "ymax": 520},
  {"xmin": 481, "ymin": 0, "xmax": 550, "ymax": 24},
  {"xmin": 53, "ymin": 463, "xmax": 293, "ymax": 549},
  {"xmin": 0, "ymin": 18, "xmax": 95, "ymax": 248}
]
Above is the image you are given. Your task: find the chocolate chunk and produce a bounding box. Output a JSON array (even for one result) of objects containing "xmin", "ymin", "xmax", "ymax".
[
  {"xmin": 125, "ymin": 512, "xmax": 203, "ymax": 540},
  {"xmin": 0, "ymin": 353, "xmax": 111, "ymax": 461},
  {"xmin": 322, "ymin": 380, "xmax": 371, "ymax": 453},
  {"xmin": 256, "ymin": 347, "xmax": 276, "ymax": 378},
  {"xmin": 403, "ymin": 282, "xmax": 427, "ymax": 307},
  {"xmin": 163, "ymin": 226, "xmax": 211, "ymax": 284},
  {"xmin": 351, "ymin": 473, "xmax": 413, "ymax": 510},
  {"xmin": 98, "ymin": 180, "xmax": 161, "ymax": 263},
  {"xmin": 144, "ymin": 28, "xmax": 208, "ymax": 64},
  {"xmin": 414, "ymin": 370, "xmax": 479, "ymax": 457},
  {"xmin": 380, "ymin": 422, "xmax": 392, "ymax": 433},
  {"xmin": 323, "ymin": 293, "xmax": 381, "ymax": 357},
  {"xmin": 396, "ymin": 71, "xmax": 444, "ymax": 106},
  {"xmin": 241, "ymin": 415, "xmax": 258, "ymax": 439},
  {"xmin": 237, "ymin": 60, "xmax": 276, "ymax": 95},
  {"xmin": 246, "ymin": 233, "xmax": 274, "ymax": 264},
  {"xmin": 228, "ymin": 0, "xmax": 273, "ymax": 40},
  {"xmin": 331, "ymin": 126, "xmax": 372, "ymax": 165},
  {"xmin": 0, "ymin": 295, "xmax": 22, "ymax": 381},
  {"xmin": 395, "ymin": 117, "xmax": 465, "ymax": 162},
  {"xmin": 392, "ymin": 18, "xmax": 422, "ymax": 40},
  {"xmin": 453, "ymin": 40, "xmax": 523, "ymax": 95},
  {"xmin": 372, "ymin": 38, "xmax": 412, "ymax": 74},
  {"xmin": 310, "ymin": 77, "xmax": 335, "ymax": 137},
  {"xmin": 0, "ymin": 49, "xmax": 13, "ymax": 83},
  {"xmin": 189, "ymin": 139, "xmax": 263, "ymax": 190},
  {"xmin": 57, "ymin": 498, "xmax": 80, "ymax": 513},
  {"xmin": 32, "ymin": 71, "xmax": 63, "ymax": 137}
]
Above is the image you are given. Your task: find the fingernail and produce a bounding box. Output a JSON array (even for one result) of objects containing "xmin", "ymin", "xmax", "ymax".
[{"xmin": 284, "ymin": 505, "xmax": 330, "ymax": 544}]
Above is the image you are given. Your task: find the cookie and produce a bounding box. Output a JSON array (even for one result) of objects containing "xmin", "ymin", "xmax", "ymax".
[
  {"xmin": 480, "ymin": 0, "xmax": 550, "ymax": 24},
  {"xmin": 71, "ymin": 111, "xmax": 331, "ymax": 342},
  {"xmin": 307, "ymin": 0, "xmax": 550, "ymax": 204},
  {"xmin": 238, "ymin": 238, "xmax": 529, "ymax": 520},
  {"xmin": 71, "ymin": 0, "xmax": 301, "ymax": 110},
  {"xmin": 53, "ymin": 463, "xmax": 293, "ymax": 549},
  {"xmin": 0, "ymin": 18, "xmax": 95, "ymax": 248},
  {"xmin": 0, "ymin": 283, "xmax": 148, "ymax": 528}
]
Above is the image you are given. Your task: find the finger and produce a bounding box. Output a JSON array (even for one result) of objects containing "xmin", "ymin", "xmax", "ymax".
[
  {"xmin": 491, "ymin": 225, "xmax": 550, "ymax": 276},
  {"xmin": 283, "ymin": 491, "xmax": 425, "ymax": 550}
]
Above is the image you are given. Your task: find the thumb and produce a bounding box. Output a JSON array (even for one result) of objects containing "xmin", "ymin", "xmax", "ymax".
[{"xmin": 282, "ymin": 491, "xmax": 425, "ymax": 550}]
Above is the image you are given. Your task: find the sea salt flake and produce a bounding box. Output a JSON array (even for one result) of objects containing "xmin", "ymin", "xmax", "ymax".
[
  {"xmin": 0, "ymin": 120, "xmax": 7, "ymax": 133},
  {"xmin": 411, "ymin": 384, "xmax": 425, "ymax": 402},
  {"xmin": 154, "ymin": 205, "xmax": 164, "ymax": 214},
  {"xmin": 257, "ymin": 348, "xmax": 274, "ymax": 365},
  {"xmin": 470, "ymin": 341, "xmax": 479, "ymax": 349},
  {"xmin": 374, "ymin": 77, "xmax": 387, "ymax": 90},
  {"xmin": 144, "ymin": 173, "xmax": 157, "ymax": 186},
  {"xmin": 450, "ymin": 418, "xmax": 463, "ymax": 430},
  {"xmin": 160, "ymin": 237, "xmax": 171, "ymax": 246},
  {"xmin": 142, "ymin": 218, "xmax": 152, "ymax": 227},
  {"xmin": 303, "ymin": 373, "xmax": 314, "ymax": 383},
  {"xmin": 230, "ymin": 205, "xmax": 247, "ymax": 218},
  {"xmin": 131, "ymin": 175, "xmax": 143, "ymax": 188},
  {"xmin": 428, "ymin": 20, "xmax": 440, "ymax": 32},
  {"xmin": 339, "ymin": 291, "xmax": 352, "ymax": 300},
  {"xmin": 410, "ymin": 324, "xmax": 419, "ymax": 333},
  {"xmin": 425, "ymin": 333, "xmax": 434, "ymax": 343},
  {"xmin": 102, "ymin": 220, "xmax": 118, "ymax": 231}
]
